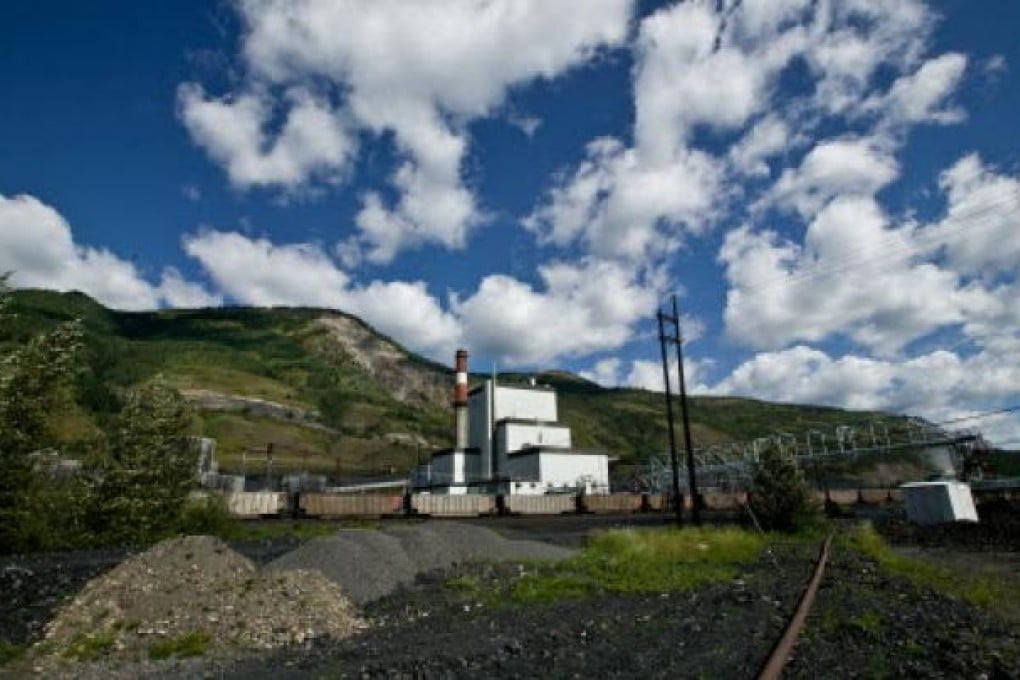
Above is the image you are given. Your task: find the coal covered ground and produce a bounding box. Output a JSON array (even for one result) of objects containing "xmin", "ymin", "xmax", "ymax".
[{"xmin": 4, "ymin": 509, "xmax": 1020, "ymax": 678}]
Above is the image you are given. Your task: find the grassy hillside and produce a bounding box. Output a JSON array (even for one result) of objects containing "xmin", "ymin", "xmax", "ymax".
[{"xmin": 7, "ymin": 289, "xmax": 923, "ymax": 479}]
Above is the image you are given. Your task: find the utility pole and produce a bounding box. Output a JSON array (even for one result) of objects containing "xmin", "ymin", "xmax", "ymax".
[
  {"xmin": 659, "ymin": 294, "xmax": 701, "ymax": 526},
  {"xmin": 657, "ymin": 303, "xmax": 683, "ymax": 528}
]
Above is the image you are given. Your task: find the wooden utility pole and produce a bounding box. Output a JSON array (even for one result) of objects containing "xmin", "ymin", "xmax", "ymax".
[
  {"xmin": 659, "ymin": 295, "xmax": 701, "ymax": 526},
  {"xmin": 657, "ymin": 304, "xmax": 683, "ymax": 528}
]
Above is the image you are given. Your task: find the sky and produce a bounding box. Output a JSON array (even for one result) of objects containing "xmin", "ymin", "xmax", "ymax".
[{"xmin": 1, "ymin": 0, "xmax": 1019, "ymax": 447}]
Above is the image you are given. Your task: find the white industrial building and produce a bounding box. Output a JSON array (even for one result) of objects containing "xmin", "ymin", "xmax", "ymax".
[{"xmin": 419, "ymin": 351, "xmax": 610, "ymax": 495}]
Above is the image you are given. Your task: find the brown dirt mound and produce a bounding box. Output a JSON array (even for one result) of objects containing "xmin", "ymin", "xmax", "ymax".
[{"xmin": 32, "ymin": 535, "xmax": 363, "ymax": 671}]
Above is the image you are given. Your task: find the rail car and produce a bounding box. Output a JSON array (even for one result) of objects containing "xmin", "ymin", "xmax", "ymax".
[{"xmin": 208, "ymin": 486, "xmax": 977, "ymax": 519}]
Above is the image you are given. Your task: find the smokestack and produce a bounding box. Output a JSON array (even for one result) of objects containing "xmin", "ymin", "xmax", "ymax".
[{"xmin": 454, "ymin": 349, "xmax": 469, "ymax": 450}]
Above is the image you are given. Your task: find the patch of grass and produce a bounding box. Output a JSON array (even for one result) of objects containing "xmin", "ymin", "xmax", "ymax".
[
  {"xmin": 147, "ymin": 630, "xmax": 211, "ymax": 660},
  {"xmin": 848, "ymin": 523, "xmax": 1018, "ymax": 617},
  {"xmin": 513, "ymin": 527, "xmax": 766, "ymax": 604},
  {"xmin": 63, "ymin": 632, "xmax": 117, "ymax": 661},
  {"xmin": 847, "ymin": 610, "xmax": 884, "ymax": 636},
  {"xmin": 0, "ymin": 642, "xmax": 27, "ymax": 666}
]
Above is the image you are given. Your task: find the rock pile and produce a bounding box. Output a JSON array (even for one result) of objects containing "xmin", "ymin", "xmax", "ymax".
[
  {"xmin": 33, "ymin": 535, "xmax": 363, "ymax": 671},
  {"xmin": 268, "ymin": 521, "xmax": 578, "ymax": 604}
]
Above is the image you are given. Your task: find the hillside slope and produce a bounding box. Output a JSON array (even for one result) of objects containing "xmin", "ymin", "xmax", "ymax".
[{"xmin": 6, "ymin": 290, "xmax": 912, "ymax": 479}]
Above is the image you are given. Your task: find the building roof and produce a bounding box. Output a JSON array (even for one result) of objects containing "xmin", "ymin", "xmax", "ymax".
[
  {"xmin": 495, "ymin": 417, "xmax": 565, "ymax": 428},
  {"xmin": 507, "ymin": 445, "xmax": 608, "ymax": 458},
  {"xmin": 467, "ymin": 381, "xmax": 555, "ymax": 396},
  {"xmin": 430, "ymin": 447, "xmax": 480, "ymax": 459}
]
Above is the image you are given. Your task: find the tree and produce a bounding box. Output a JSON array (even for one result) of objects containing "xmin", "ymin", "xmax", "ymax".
[
  {"xmin": 0, "ymin": 275, "xmax": 85, "ymax": 552},
  {"xmin": 748, "ymin": 446, "xmax": 821, "ymax": 533},
  {"xmin": 90, "ymin": 377, "xmax": 198, "ymax": 544}
]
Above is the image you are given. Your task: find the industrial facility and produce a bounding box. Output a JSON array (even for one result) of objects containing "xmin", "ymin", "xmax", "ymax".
[{"xmin": 414, "ymin": 349, "xmax": 610, "ymax": 495}]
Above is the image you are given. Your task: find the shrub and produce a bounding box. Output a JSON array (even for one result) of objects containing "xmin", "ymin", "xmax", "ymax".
[{"xmin": 748, "ymin": 446, "xmax": 821, "ymax": 533}]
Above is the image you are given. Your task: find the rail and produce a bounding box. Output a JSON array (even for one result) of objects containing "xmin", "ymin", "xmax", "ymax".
[{"xmin": 757, "ymin": 533, "xmax": 834, "ymax": 680}]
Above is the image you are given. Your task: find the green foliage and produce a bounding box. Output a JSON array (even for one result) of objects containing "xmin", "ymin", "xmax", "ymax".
[
  {"xmin": 176, "ymin": 493, "xmax": 237, "ymax": 536},
  {"xmin": 62, "ymin": 631, "xmax": 116, "ymax": 661},
  {"xmin": 147, "ymin": 630, "xmax": 211, "ymax": 660},
  {"xmin": 0, "ymin": 642, "xmax": 27, "ymax": 666},
  {"xmin": 89, "ymin": 378, "xmax": 199, "ymax": 545},
  {"xmin": 0, "ymin": 276, "xmax": 86, "ymax": 552},
  {"xmin": 748, "ymin": 447, "xmax": 821, "ymax": 533},
  {"xmin": 513, "ymin": 527, "xmax": 765, "ymax": 603}
]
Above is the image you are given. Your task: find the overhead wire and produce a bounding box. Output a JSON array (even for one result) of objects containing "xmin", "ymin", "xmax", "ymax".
[{"xmin": 730, "ymin": 188, "xmax": 1020, "ymax": 300}]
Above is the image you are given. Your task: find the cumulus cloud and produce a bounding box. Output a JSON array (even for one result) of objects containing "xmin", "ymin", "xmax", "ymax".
[
  {"xmin": 178, "ymin": 85, "xmax": 354, "ymax": 189},
  {"xmin": 182, "ymin": 230, "xmax": 659, "ymax": 366},
  {"xmin": 181, "ymin": 0, "xmax": 633, "ymax": 261},
  {"xmin": 454, "ymin": 258, "xmax": 661, "ymax": 365},
  {"xmin": 932, "ymin": 154, "xmax": 1020, "ymax": 275},
  {"xmin": 767, "ymin": 137, "xmax": 899, "ymax": 217},
  {"xmin": 872, "ymin": 52, "xmax": 968, "ymax": 126},
  {"xmin": 713, "ymin": 344, "xmax": 1020, "ymax": 442},
  {"xmin": 525, "ymin": 138, "xmax": 723, "ymax": 260},
  {"xmin": 0, "ymin": 193, "xmax": 220, "ymax": 310},
  {"xmin": 624, "ymin": 357, "xmax": 711, "ymax": 395},
  {"xmin": 181, "ymin": 230, "xmax": 459, "ymax": 359},
  {"xmin": 721, "ymin": 154, "xmax": 1020, "ymax": 355},
  {"xmin": 525, "ymin": 0, "xmax": 949, "ymax": 266}
]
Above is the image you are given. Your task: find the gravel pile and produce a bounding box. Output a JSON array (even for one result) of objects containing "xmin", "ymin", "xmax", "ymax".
[
  {"xmin": 268, "ymin": 521, "xmax": 577, "ymax": 604},
  {"xmin": 30, "ymin": 535, "xmax": 363, "ymax": 673}
]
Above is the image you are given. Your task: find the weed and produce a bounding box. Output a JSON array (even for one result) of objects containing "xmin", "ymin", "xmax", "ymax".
[
  {"xmin": 147, "ymin": 630, "xmax": 211, "ymax": 660},
  {"xmin": 847, "ymin": 610, "xmax": 883, "ymax": 636},
  {"xmin": 513, "ymin": 527, "xmax": 766, "ymax": 603},
  {"xmin": 63, "ymin": 632, "xmax": 117, "ymax": 661},
  {"xmin": 847, "ymin": 524, "xmax": 1018, "ymax": 618}
]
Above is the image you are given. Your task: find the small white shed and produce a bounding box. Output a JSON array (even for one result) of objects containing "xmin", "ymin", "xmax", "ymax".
[{"xmin": 901, "ymin": 481, "xmax": 979, "ymax": 525}]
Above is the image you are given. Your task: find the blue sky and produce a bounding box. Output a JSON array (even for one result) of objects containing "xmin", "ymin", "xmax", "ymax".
[{"xmin": 1, "ymin": 1, "xmax": 1019, "ymax": 445}]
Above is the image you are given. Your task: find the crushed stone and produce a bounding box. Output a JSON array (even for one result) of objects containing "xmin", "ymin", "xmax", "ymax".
[
  {"xmin": 30, "ymin": 535, "xmax": 363, "ymax": 673},
  {"xmin": 267, "ymin": 520, "xmax": 577, "ymax": 604}
]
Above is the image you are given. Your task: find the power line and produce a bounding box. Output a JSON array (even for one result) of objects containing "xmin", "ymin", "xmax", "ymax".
[
  {"xmin": 932, "ymin": 405, "xmax": 1020, "ymax": 426},
  {"xmin": 731, "ymin": 189, "xmax": 1020, "ymax": 300}
]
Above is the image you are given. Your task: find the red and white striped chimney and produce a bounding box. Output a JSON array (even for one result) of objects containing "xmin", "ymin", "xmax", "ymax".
[{"xmin": 454, "ymin": 349, "xmax": 469, "ymax": 450}]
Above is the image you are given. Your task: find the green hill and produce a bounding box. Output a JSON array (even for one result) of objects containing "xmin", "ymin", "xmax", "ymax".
[{"xmin": 5, "ymin": 289, "xmax": 914, "ymax": 479}]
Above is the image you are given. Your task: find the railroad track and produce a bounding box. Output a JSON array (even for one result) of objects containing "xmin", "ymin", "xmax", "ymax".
[{"xmin": 758, "ymin": 533, "xmax": 834, "ymax": 679}]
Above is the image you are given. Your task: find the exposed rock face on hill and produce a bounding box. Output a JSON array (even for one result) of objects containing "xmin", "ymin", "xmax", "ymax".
[
  {"xmin": 309, "ymin": 315, "xmax": 451, "ymax": 409},
  {"xmin": 180, "ymin": 389, "xmax": 331, "ymax": 431}
]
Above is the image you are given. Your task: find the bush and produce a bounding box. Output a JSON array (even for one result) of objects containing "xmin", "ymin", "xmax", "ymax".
[
  {"xmin": 177, "ymin": 493, "xmax": 237, "ymax": 536},
  {"xmin": 748, "ymin": 446, "xmax": 821, "ymax": 533}
]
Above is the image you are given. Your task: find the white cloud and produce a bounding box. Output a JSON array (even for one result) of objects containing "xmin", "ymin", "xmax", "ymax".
[
  {"xmin": 182, "ymin": 230, "xmax": 459, "ymax": 359},
  {"xmin": 158, "ymin": 268, "xmax": 222, "ymax": 308},
  {"xmin": 178, "ymin": 85, "xmax": 354, "ymax": 189},
  {"xmin": 454, "ymin": 258, "xmax": 660, "ymax": 365},
  {"xmin": 624, "ymin": 357, "xmax": 711, "ymax": 395},
  {"xmin": 729, "ymin": 115, "xmax": 792, "ymax": 178},
  {"xmin": 525, "ymin": 138, "xmax": 723, "ymax": 260},
  {"xmin": 878, "ymin": 52, "xmax": 967, "ymax": 125},
  {"xmin": 0, "ymin": 192, "xmax": 220, "ymax": 310},
  {"xmin": 932, "ymin": 153, "xmax": 1020, "ymax": 275},
  {"xmin": 720, "ymin": 194, "xmax": 1000, "ymax": 354},
  {"xmin": 182, "ymin": 231, "xmax": 658, "ymax": 367},
  {"xmin": 712, "ymin": 344, "xmax": 1020, "ymax": 446},
  {"xmin": 526, "ymin": 0, "xmax": 947, "ymax": 266},
  {"xmin": 579, "ymin": 357, "xmax": 621, "ymax": 386},
  {"xmin": 767, "ymin": 137, "xmax": 899, "ymax": 217},
  {"xmin": 182, "ymin": 0, "xmax": 633, "ymax": 261}
]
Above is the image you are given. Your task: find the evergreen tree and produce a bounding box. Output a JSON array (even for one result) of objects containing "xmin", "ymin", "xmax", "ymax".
[
  {"xmin": 749, "ymin": 445, "xmax": 821, "ymax": 533},
  {"xmin": 90, "ymin": 377, "xmax": 198, "ymax": 544}
]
